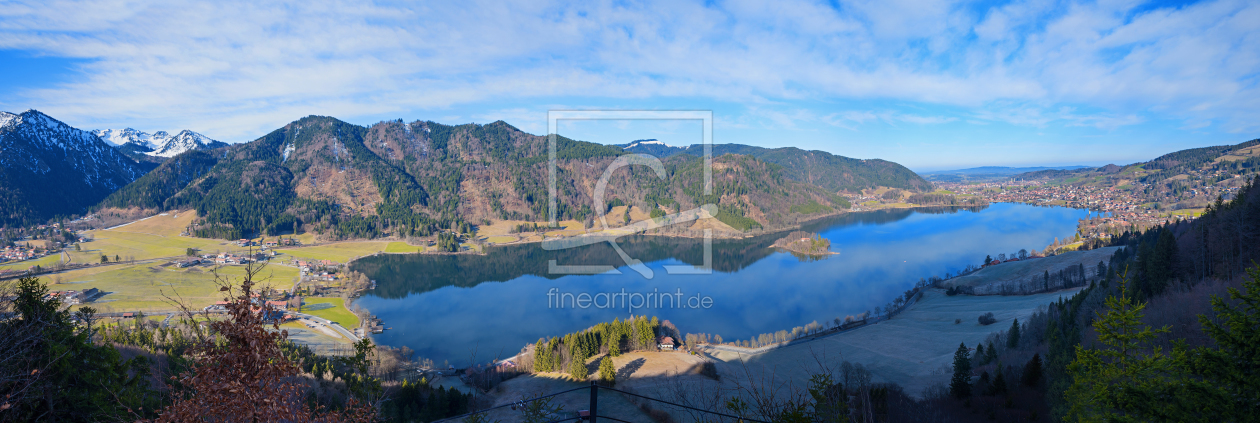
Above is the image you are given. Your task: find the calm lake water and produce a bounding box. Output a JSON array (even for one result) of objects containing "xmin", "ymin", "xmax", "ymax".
[{"xmin": 352, "ymin": 203, "xmax": 1089, "ymax": 365}]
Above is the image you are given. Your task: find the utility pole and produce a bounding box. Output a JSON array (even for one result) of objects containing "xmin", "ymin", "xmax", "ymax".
[{"xmin": 589, "ymin": 381, "xmax": 599, "ymax": 422}]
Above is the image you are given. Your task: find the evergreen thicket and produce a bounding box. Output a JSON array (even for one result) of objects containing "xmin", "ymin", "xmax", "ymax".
[{"xmin": 531, "ymin": 316, "xmax": 661, "ymax": 377}]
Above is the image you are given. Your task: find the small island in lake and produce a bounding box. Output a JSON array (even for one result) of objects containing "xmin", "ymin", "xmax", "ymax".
[{"xmin": 771, "ymin": 231, "xmax": 836, "ymax": 256}]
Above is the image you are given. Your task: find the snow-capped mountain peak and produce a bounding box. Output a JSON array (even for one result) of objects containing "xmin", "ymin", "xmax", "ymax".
[
  {"xmin": 150, "ymin": 130, "xmax": 217, "ymax": 157},
  {"xmin": 93, "ymin": 127, "xmax": 223, "ymax": 158},
  {"xmin": 0, "ymin": 111, "xmax": 17, "ymax": 130},
  {"xmin": 94, "ymin": 128, "xmax": 157, "ymax": 149}
]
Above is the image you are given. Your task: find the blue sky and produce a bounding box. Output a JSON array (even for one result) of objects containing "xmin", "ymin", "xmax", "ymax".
[{"xmin": 0, "ymin": 0, "xmax": 1257, "ymax": 171}]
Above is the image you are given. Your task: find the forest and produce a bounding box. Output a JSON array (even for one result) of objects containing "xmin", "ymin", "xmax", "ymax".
[{"xmin": 924, "ymin": 176, "xmax": 1260, "ymax": 422}]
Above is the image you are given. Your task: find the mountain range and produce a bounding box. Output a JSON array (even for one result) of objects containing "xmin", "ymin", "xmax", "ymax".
[
  {"xmin": 0, "ymin": 110, "xmax": 146, "ymax": 226},
  {"xmin": 97, "ymin": 116, "xmax": 907, "ymax": 239},
  {"xmin": 921, "ymin": 165, "xmax": 1092, "ymax": 182},
  {"xmin": 1, "ymin": 111, "xmax": 933, "ymax": 236},
  {"xmin": 95, "ymin": 128, "xmax": 228, "ymax": 158},
  {"xmin": 617, "ymin": 141, "xmax": 933, "ymax": 193}
]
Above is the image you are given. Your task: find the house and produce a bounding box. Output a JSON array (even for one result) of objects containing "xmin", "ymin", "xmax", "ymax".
[
  {"xmin": 266, "ymin": 300, "xmax": 288, "ymax": 311},
  {"xmin": 658, "ymin": 336, "xmax": 675, "ymax": 350},
  {"xmin": 175, "ymin": 258, "xmax": 201, "ymax": 268},
  {"xmin": 74, "ymin": 288, "xmax": 101, "ymax": 303},
  {"xmin": 121, "ymin": 312, "xmax": 135, "ymax": 319}
]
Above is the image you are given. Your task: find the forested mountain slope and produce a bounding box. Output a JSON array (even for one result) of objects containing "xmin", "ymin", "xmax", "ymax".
[
  {"xmin": 620, "ymin": 142, "xmax": 933, "ymax": 193},
  {"xmin": 98, "ymin": 116, "xmax": 853, "ymax": 239}
]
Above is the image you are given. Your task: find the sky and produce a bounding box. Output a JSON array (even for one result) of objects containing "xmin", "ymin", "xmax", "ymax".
[{"xmin": 0, "ymin": 0, "xmax": 1257, "ymax": 171}]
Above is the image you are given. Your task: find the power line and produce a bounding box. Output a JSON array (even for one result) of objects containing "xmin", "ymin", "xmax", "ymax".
[{"xmin": 600, "ymin": 386, "xmax": 769, "ymax": 423}]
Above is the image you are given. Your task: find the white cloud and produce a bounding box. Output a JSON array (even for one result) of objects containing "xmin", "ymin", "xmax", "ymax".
[{"xmin": 0, "ymin": 0, "xmax": 1255, "ymax": 140}]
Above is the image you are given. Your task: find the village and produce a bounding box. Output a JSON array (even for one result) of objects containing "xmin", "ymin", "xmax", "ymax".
[{"xmin": 934, "ymin": 178, "xmax": 1234, "ymax": 246}]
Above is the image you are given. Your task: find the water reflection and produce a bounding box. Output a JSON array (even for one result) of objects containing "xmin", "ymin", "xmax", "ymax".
[{"xmin": 352, "ymin": 203, "xmax": 1085, "ymax": 365}]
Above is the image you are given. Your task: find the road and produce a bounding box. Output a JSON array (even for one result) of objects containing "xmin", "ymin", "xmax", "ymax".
[{"xmin": 286, "ymin": 310, "xmax": 361, "ymax": 342}]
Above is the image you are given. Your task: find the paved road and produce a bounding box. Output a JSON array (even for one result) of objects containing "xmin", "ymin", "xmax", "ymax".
[{"xmin": 287, "ymin": 310, "xmax": 360, "ymax": 342}]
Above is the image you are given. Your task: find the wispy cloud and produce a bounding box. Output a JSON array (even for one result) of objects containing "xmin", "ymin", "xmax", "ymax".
[{"xmin": 0, "ymin": 0, "xmax": 1255, "ymax": 143}]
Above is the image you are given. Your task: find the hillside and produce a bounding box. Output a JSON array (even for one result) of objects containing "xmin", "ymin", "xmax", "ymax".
[
  {"xmin": 0, "ymin": 110, "xmax": 145, "ymax": 226},
  {"xmin": 1015, "ymin": 138, "xmax": 1260, "ymax": 211},
  {"xmin": 96, "ymin": 116, "xmax": 856, "ymax": 240},
  {"xmin": 620, "ymin": 142, "xmax": 933, "ymax": 193}
]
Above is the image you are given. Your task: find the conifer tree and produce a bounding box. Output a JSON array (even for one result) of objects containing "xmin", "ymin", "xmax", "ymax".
[
  {"xmin": 1022, "ymin": 353, "xmax": 1043, "ymax": 387},
  {"xmin": 991, "ymin": 365, "xmax": 1008, "ymax": 395},
  {"xmin": 1064, "ymin": 275, "xmax": 1170, "ymax": 422},
  {"xmin": 1007, "ymin": 318, "xmax": 1021, "ymax": 349},
  {"xmin": 569, "ymin": 353, "xmax": 588, "ymax": 381},
  {"xmin": 598, "ymin": 356, "xmax": 616, "ymax": 386},
  {"xmin": 950, "ymin": 342, "xmax": 972, "ymax": 399}
]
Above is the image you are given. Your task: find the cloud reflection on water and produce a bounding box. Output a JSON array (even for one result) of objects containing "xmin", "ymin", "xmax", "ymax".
[{"xmin": 355, "ymin": 203, "xmax": 1086, "ymax": 365}]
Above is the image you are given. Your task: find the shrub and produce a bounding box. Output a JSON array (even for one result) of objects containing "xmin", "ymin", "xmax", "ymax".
[{"xmin": 978, "ymin": 312, "xmax": 997, "ymax": 325}]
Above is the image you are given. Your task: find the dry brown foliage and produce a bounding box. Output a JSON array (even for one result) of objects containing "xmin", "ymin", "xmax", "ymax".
[{"xmin": 148, "ymin": 263, "xmax": 376, "ymax": 423}]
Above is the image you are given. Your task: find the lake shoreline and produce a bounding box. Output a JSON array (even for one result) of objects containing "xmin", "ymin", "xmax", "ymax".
[{"xmin": 352, "ymin": 203, "xmax": 992, "ymax": 263}]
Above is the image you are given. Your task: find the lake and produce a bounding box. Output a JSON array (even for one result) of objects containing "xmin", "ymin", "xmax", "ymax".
[{"xmin": 351, "ymin": 203, "xmax": 1089, "ymax": 365}]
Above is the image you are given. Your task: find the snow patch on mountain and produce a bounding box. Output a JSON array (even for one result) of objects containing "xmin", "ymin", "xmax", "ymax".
[
  {"xmin": 282, "ymin": 143, "xmax": 295, "ymax": 163},
  {"xmin": 625, "ymin": 139, "xmax": 674, "ymax": 148},
  {"xmin": 94, "ymin": 128, "xmax": 157, "ymax": 149}
]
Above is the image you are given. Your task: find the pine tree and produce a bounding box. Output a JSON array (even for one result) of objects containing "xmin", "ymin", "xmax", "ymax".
[
  {"xmin": 1064, "ymin": 274, "xmax": 1171, "ymax": 422},
  {"xmin": 1022, "ymin": 353, "xmax": 1043, "ymax": 387},
  {"xmin": 950, "ymin": 342, "xmax": 973, "ymax": 399},
  {"xmin": 1007, "ymin": 318, "xmax": 1021, "ymax": 349},
  {"xmin": 598, "ymin": 356, "xmax": 616, "ymax": 386},
  {"xmin": 991, "ymin": 365, "xmax": 1008, "ymax": 395},
  {"xmin": 569, "ymin": 353, "xmax": 588, "ymax": 381},
  {"xmin": 1186, "ymin": 264, "xmax": 1260, "ymax": 420},
  {"xmin": 974, "ymin": 343, "xmax": 985, "ymax": 365},
  {"xmin": 986, "ymin": 341, "xmax": 998, "ymax": 364}
]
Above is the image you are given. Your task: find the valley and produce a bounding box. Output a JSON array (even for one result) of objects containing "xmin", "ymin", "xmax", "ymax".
[{"xmin": 2, "ymin": 110, "xmax": 1258, "ymax": 423}]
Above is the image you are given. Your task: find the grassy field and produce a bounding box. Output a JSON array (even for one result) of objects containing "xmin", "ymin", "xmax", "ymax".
[
  {"xmin": 710, "ymin": 288, "xmax": 1085, "ymax": 398},
  {"xmin": 384, "ymin": 241, "xmax": 424, "ymax": 253},
  {"xmin": 943, "ymin": 246, "xmax": 1120, "ymax": 293},
  {"xmin": 47, "ymin": 263, "xmax": 300, "ymax": 313},
  {"xmin": 484, "ymin": 235, "xmax": 517, "ymax": 244},
  {"xmin": 110, "ymin": 210, "xmax": 197, "ymax": 237},
  {"xmin": 70, "ymin": 229, "xmax": 229, "ymax": 264},
  {"xmin": 276, "ymin": 242, "xmax": 391, "ymax": 263},
  {"xmin": 0, "ymin": 253, "xmax": 63, "ymax": 271},
  {"xmin": 301, "ymin": 297, "xmax": 360, "ymax": 328},
  {"xmin": 478, "ymin": 219, "xmax": 584, "ymax": 237},
  {"xmin": 1166, "ymin": 208, "xmax": 1204, "ymax": 218}
]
